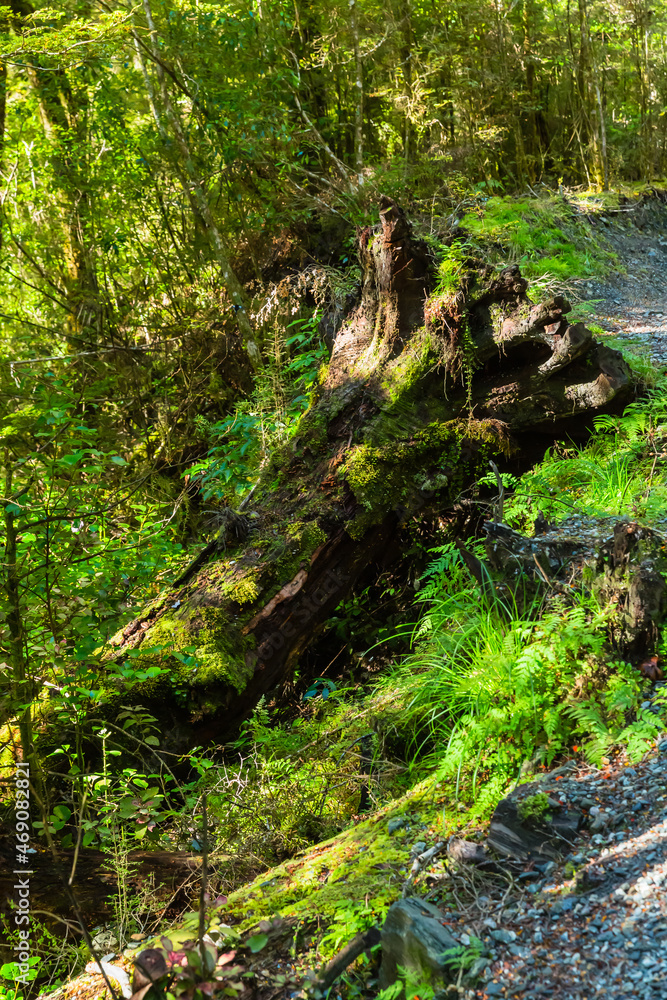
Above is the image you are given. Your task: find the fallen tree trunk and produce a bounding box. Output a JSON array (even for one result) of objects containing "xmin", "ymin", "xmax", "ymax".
[
  {"xmin": 0, "ymin": 837, "xmax": 200, "ymax": 947},
  {"xmin": 91, "ymin": 198, "xmax": 632, "ymax": 752}
]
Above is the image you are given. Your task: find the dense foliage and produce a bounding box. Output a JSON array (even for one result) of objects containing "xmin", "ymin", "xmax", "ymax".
[{"xmin": 1, "ymin": 2, "xmax": 667, "ymax": 998}]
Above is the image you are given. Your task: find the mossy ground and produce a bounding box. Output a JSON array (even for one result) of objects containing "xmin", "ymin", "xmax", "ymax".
[
  {"xmin": 431, "ymin": 192, "xmax": 621, "ymax": 303},
  {"xmin": 221, "ymin": 775, "xmax": 452, "ymax": 933}
]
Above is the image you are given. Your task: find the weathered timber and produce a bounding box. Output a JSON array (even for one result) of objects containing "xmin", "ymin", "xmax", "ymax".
[
  {"xmin": 0, "ymin": 839, "xmax": 200, "ymax": 951},
  {"xmin": 484, "ymin": 517, "xmax": 667, "ymax": 656},
  {"xmin": 488, "ymin": 791, "xmax": 583, "ymax": 862},
  {"xmin": 84, "ymin": 199, "xmax": 633, "ymax": 753}
]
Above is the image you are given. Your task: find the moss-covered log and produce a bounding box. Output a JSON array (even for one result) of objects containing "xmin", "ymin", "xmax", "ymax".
[{"xmin": 103, "ymin": 199, "xmax": 633, "ymax": 751}]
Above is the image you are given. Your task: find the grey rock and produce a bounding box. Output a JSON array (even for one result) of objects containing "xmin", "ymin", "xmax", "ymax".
[
  {"xmin": 591, "ymin": 811, "xmax": 611, "ymax": 832},
  {"xmin": 388, "ymin": 817, "xmax": 407, "ymax": 834},
  {"xmin": 490, "ymin": 928, "xmax": 516, "ymax": 944},
  {"xmin": 468, "ymin": 957, "xmax": 489, "ymax": 978},
  {"xmin": 379, "ymin": 898, "xmax": 459, "ymax": 989}
]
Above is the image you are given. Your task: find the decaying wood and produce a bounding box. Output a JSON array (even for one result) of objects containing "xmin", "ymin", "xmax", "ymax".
[
  {"xmin": 446, "ymin": 837, "xmax": 492, "ymax": 867},
  {"xmin": 402, "ymin": 841, "xmax": 446, "ymax": 897},
  {"xmin": 484, "ymin": 517, "xmax": 667, "ymax": 656},
  {"xmin": 594, "ymin": 521, "xmax": 667, "ymax": 656},
  {"xmin": 0, "ymin": 839, "xmax": 200, "ymax": 934},
  {"xmin": 312, "ymin": 926, "xmax": 382, "ymax": 993},
  {"xmin": 86, "ymin": 198, "xmax": 634, "ymax": 753}
]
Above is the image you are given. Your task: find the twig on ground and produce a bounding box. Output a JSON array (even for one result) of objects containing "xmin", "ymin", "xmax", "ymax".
[{"xmin": 402, "ymin": 841, "xmax": 446, "ymax": 897}]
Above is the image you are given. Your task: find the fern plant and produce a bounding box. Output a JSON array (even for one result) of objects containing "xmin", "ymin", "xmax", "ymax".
[{"xmin": 378, "ymin": 540, "xmax": 662, "ymax": 809}]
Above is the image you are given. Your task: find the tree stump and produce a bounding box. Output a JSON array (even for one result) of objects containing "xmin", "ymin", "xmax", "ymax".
[{"xmin": 94, "ymin": 199, "xmax": 633, "ymax": 751}]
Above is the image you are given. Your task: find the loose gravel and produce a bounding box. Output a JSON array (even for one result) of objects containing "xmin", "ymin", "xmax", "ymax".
[
  {"xmin": 571, "ymin": 202, "xmax": 667, "ymax": 369},
  {"xmin": 468, "ymin": 737, "xmax": 667, "ymax": 999}
]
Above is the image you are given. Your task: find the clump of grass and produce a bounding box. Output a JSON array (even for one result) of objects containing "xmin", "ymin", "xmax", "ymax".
[
  {"xmin": 504, "ymin": 382, "xmax": 667, "ymax": 528},
  {"xmin": 426, "ymin": 193, "xmax": 619, "ymax": 305},
  {"xmin": 460, "ymin": 194, "xmax": 618, "ymax": 288},
  {"xmin": 602, "ymin": 335, "xmax": 662, "ymax": 388},
  {"xmin": 374, "ymin": 542, "xmax": 661, "ymax": 817},
  {"xmin": 372, "ymin": 388, "xmax": 667, "ymax": 809}
]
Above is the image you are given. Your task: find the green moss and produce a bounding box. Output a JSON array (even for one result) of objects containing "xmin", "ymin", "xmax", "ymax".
[
  {"xmin": 342, "ymin": 418, "xmax": 499, "ymax": 538},
  {"xmin": 143, "ymin": 613, "xmax": 190, "ymax": 651},
  {"xmin": 460, "ymin": 194, "xmax": 618, "ymax": 286},
  {"xmin": 192, "ymin": 607, "xmax": 255, "ymax": 691},
  {"xmin": 227, "ymin": 572, "xmax": 260, "ymax": 605},
  {"xmin": 222, "ymin": 774, "xmax": 447, "ymax": 932},
  {"xmin": 517, "ymin": 791, "xmax": 552, "ymax": 824},
  {"xmin": 285, "ymin": 519, "xmax": 326, "ymax": 551},
  {"xmin": 293, "ymin": 407, "xmax": 329, "ymax": 453},
  {"xmin": 382, "ymin": 335, "xmax": 437, "ymax": 404}
]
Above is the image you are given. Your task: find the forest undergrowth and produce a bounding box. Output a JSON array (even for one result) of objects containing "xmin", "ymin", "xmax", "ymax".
[{"xmin": 2, "ymin": 186, "xmax": 667, "ymax": 1000}]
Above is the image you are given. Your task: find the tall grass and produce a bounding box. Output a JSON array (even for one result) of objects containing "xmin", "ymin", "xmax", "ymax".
[
  {"xmin": 376, "ymin": 380, "xmax": 667, "ymax": 809},
  {"xmin": 377, "ymin": 547, "xmax": 621, "ymax": 810},
  {"xmin": 505, "ymin": 384, "xmax": 667, "ymax": 528}
]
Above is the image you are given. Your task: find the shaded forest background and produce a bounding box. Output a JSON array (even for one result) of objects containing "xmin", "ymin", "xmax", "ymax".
[
  {"xmin": 3, "ymin": 0, "xmax": 667, "ymax": 993},
  {"xmin": 2, "ymin": 0, "xmax": 667, "ymax": 375}
]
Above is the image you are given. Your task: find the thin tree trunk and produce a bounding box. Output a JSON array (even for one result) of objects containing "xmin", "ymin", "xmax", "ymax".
[
  {"xmin": 0, "ymin": 59, "xmax": 6, "ymax": 257},
  {"xmin": 2, "ymin": 455, "xmax": 37, "ymax": 780},
  {"xmin": 11, "ymin": 1, "xmax": 101, "ymax": 343},
  {"xmin": 522, "ymin": 0, "xmax": 538, "ymax": 178},
  {"xmin": 399, "ymin": 0, "xmax": 414, "ymax": 164},
  {"xmin": 592, "ymin": 69, "xmax": 609, "ymax": 190},
  {"xmin": 350, "ymin": 0, "xmax": 364, "ymax": 182},
  {"xmin": 137, "ymin": 0, "xmax": 261, "ymax": 368},
  {"xmin": 633, "ymin": 3, "xmax": 653, "ymax": 180}
]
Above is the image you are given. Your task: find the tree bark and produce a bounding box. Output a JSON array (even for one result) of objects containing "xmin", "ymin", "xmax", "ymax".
[
  {"xmin": 99, "ymin": 199, "xmax": 632, "ymax": 752},
  {"xmin": 10, "ymin": 0, "xmax": 102, "ymax": 344},
  {"xmin": 399, "ymin": 0, "xmax": 414, "ymax": 164}
]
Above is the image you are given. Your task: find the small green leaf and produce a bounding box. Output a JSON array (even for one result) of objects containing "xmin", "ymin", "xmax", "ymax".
[{"xmin": 246, "ymin": 933, "xmax": 268, "ymax": 953}]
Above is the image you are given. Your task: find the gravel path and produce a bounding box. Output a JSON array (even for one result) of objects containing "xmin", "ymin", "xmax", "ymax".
[
  {"xmin": 572, "ymin": 203, "xmax": 667, "ymax": 369},
  {"xmin": 463, "ymin": 210, "xmax": 667, "ymax": 998},
  {"xmin": 470, "ymin": 737, "xmax": 667, "ymax": 999}
]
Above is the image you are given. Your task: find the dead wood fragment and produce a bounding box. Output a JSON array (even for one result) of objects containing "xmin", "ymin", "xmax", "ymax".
[
  {"xmin": 447, "ymin": 837, "xmax": 492, "ymax": 867},
  {"xmin": 312, "ymin": 926, "xmax": 382, "ymax": 993}
]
